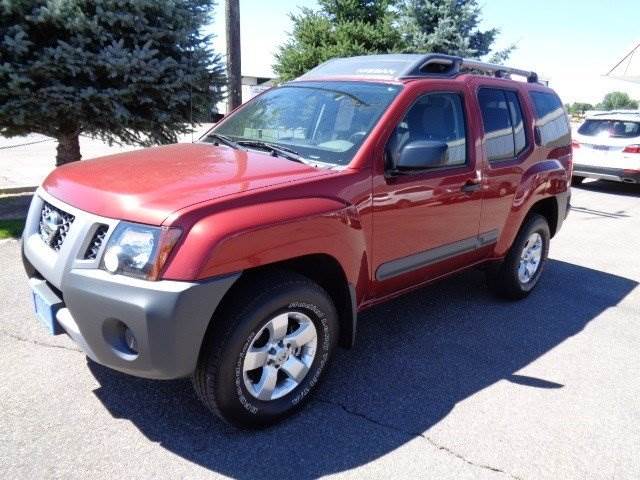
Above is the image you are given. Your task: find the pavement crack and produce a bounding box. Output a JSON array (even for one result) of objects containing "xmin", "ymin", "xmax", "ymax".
[
  {"xmin": 0, "ymin": 329, "xmax": 82, "ymax": 353},
  {"xmin": 316, "ymin": 397, "xmax": 522, "ymax": 480},
  {"xmin": 419, "ymin": 436, "xmax": 522, "ymax": 479}
]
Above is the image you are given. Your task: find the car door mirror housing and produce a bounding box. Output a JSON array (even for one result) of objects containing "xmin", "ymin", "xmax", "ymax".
[{"xmin": 395, "ymin": 140, "xmax": 448, "ymax": 171}]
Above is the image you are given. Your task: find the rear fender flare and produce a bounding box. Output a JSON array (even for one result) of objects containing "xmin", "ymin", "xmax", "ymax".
[{"xmin": 494, "ymin": 159, "xmax": 567, "ymax": 256}]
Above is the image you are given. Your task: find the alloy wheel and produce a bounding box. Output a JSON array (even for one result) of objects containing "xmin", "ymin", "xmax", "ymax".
[
  {"xmin": 242, "ymin": 311, "xmax": 318, "ymax": 401},
  {"xmin": 518, "ymin": 232, "xmax": 543, "ymax": 284}
]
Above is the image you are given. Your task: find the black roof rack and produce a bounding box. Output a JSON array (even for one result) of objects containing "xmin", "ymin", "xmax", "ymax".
[{"xmin": 297, "ymin": 53, "xmax": 539, "ymax": 83}]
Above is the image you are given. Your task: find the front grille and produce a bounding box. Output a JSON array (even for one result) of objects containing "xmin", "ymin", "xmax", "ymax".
[
  {"xmin": 39, "ymin": 202, "xmax": 75, "ymax": 251},
  {"xmin": 84, "ymin": 225, "xmax": 109, "ymax": 260}
]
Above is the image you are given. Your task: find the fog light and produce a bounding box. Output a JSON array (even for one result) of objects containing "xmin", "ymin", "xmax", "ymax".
[{"xmin": 123, "ymin": 327, "xmax": 138, "ymax": 354}]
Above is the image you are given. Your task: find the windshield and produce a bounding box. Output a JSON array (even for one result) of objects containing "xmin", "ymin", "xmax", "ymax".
[
  {"xmin": 578, "ymin": 119, "xmax": 640, "ymax": 138},
  {"xmin": 207, "ymin": 81, "xmax": 402, "ymax": 166}
]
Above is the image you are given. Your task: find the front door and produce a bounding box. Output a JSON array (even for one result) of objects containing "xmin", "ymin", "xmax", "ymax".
[{"xmin": 371, "ymin": 87, "xmax": 486, "ymax": 297}]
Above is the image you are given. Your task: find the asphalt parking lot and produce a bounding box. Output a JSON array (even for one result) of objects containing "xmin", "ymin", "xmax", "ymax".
[{"xmin": 1, "ymin": 180, "xmax": 639, "ymax": 480}]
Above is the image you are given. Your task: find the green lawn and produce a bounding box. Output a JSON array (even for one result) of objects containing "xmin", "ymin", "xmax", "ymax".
[{"xmin": 0, "ymin": 219, "xmax": 25, "ymax": 239}]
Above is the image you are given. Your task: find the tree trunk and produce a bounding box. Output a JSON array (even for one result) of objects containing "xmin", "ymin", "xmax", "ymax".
[{"xmin": 55, "ymin": 132, "xmax": 81, "ymax": 166}]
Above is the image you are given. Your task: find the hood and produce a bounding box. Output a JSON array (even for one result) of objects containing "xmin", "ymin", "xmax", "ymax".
[{"xmin": 43, "ymin": 143, "xmax": 332, "ymax": 225}]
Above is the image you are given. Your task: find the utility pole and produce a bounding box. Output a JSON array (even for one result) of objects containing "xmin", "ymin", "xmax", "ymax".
[{"xmin": 226, "ymin": 0, "xmax": 242, "ymax": 112}]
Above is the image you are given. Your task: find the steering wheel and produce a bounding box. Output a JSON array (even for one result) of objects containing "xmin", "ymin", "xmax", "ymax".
[{"xmin": 347, "ymin": 131, "xmax": 367, "ymax": 143}]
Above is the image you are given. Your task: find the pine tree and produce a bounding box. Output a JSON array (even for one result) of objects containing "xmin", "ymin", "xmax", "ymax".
[
  {"xmin": 273, "ymin": 0, "xmax": 513, "ymax": 82},
  {"xmin": 397, "ymin": 0, "xmax": 513, "ymax": 62},
  {"xmin": 0, "ymin": 0, "xmax": 225, "ymax": 165},
  {"xmin": 273, "ymin": 0, "xmax": 403, "ymax": 82}
]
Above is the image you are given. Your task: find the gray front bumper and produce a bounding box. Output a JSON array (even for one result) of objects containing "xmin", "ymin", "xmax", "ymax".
[
  {"xmin": 72, "ymin": 270, "xmax": 237, "ymax": 379},
  {"xmin": 22, "ymin": 189, "xmax": 240, "ymax": 379},
  {"xmin": 24, "ymin": 251, "xmax": 239, "ymax": 380}
]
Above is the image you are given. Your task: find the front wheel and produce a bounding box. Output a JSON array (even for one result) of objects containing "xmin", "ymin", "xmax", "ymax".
[
  {"xmin": 486, "ymin": 214, "xmax": 550, "ymax": 299},
  {"xmin": 193, "ymin": 271, "xmax": 339, "ymax": 428}
]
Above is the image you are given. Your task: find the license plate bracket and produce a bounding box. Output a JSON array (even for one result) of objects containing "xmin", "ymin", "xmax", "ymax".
[{"xmin": 30, "ymin": 280, "xmax": 64, "ymax": 335}]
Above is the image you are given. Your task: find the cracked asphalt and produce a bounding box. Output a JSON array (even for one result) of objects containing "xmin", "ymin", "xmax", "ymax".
[{"xmin": 1, "ymin": 180, "xmax": 639, "ymax": 479}]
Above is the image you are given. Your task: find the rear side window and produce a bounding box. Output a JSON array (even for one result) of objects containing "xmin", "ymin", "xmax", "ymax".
[
  {"xmin": 505, "ymin": 91, "xmax": 527, "ymax": 155},
  {"xmin": 578, "ymin": 119, "xmax": 640, "ymax": 138},
  {"xmin": 529, "ymin": 91, "xmax": 570, "ymax": 148},
  {"xmin": 478, "ymin": 88, "xmax": 528, "ymax": 162}
]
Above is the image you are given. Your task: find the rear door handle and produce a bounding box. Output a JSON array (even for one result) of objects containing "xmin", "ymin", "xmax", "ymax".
[{"xmin": 461, "ymin": 180, "xmax": 482, "ymax": 193}]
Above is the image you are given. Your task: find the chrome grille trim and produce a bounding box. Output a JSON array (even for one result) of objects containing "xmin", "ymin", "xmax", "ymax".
[
  {"xmin": 23, "ymin": 188, "xmax": 122, "ymax": 290},
  {"xmin": 39, "ymin": 201, "xmax": 75, "ymax": 251}
]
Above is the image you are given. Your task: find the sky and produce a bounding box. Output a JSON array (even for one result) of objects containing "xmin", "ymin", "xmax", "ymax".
[{"xmin": 206, "ymin": 0, "xmax": 640, "ymax": 104}]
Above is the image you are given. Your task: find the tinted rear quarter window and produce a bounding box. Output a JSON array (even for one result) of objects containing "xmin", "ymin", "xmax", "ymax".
[{"xmin": 529, "ymin": 91, "xmax": 570, "ymax": 148}]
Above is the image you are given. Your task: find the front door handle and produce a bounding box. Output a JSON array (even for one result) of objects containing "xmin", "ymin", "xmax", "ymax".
[{"xmin": 461, "ymin": 179, "xmax": 482, "ymax": 193}]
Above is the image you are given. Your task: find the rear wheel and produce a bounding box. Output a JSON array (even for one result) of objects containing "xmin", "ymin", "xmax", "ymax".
[
  {"xmin": 571, "ymin": 176, "xmax": 585, "ymax": 186},
  {"xmin": 486, "ymin": 214, "xmax": 550, "ymax": 299},
  {"xmin": 193, "ymin": 271, "xmax": 338, "ymax": 428}
]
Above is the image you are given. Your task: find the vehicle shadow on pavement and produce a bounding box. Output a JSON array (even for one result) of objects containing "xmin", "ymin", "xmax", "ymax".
[{"xmin": 88, "ymin": 259, "xmax": 637, "ymax": 479}]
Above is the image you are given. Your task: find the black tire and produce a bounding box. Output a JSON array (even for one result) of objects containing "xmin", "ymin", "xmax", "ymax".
[
  {"xmin": 486, "ymin": 214, "xmax": 550, "ymax": 300},
  {"xmin": 571, "ymin": 176, "xmax": 585, "ymax": 186},
  {"xmin": 193, "ymin": 270, "xmax": 339, "ymax": 428}
]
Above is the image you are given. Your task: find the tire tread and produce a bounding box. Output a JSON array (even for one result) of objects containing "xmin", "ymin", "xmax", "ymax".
[{"xmin": 192, "ymin": 270, "xmax": 334, "ymax": 427}]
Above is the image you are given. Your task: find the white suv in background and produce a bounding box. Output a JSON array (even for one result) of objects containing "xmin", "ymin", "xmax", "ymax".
[{"xmin": 572, "ymin": 111, "xmax": 640, "ymax": 185}]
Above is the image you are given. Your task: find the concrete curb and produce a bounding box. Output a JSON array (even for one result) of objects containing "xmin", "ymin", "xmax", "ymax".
[{"xmin": 0, "ymin": 186, "xmax": 37, "ymax": 195}]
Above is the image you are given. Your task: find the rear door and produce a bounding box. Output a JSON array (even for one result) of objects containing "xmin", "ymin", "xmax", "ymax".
[{"xmin": 476, "ymin": 86, "xmax": 534, "ymax": 243}]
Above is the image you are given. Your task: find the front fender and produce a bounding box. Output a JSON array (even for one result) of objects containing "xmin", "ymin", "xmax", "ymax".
[{"xmin": 162, "ymin": 197, "xmax": 367, "ymax": 287}]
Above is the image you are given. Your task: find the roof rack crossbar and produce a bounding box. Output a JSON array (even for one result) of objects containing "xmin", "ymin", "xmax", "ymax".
[
  {"xmin": 460, "ymin": 59, "xmax": 539, "ymax": 83},
  {"xmin": 399, "ymin": 54, "xmax": 539, "ymax": 83}
]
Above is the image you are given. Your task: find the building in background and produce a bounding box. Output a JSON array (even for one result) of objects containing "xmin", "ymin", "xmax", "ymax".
[{"xmin": 212, "ymin": 75, "xmax": 274, "ymax": 120}]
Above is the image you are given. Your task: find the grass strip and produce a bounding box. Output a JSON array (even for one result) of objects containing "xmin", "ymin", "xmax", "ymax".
[{"xmin": 0, "ymin": 218, "xmax": 25, "ymax": 239}]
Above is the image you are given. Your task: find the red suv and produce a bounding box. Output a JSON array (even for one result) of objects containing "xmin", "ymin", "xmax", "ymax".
[{"xmin": 22, "ymin": 54, "xmax": 572, "ymax": 427}]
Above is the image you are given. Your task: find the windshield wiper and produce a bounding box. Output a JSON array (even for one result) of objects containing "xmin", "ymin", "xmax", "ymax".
[
  {"xmin": 236, "ymin": 140, "xmax": 308, "ymax": 164},
  {"xmin": 203, "ymin": 133, "xmax": 244, "ymax": 150}
]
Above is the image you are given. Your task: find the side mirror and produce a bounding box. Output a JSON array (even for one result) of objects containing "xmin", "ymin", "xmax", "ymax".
[{"xmin": 395, "ymin": 140, "xmax": 448, "ymax": 171}]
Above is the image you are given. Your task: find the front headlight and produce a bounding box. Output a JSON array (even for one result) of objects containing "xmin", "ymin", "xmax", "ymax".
[{"xmin": 101, "ymin": 222, "xmax": 181, "ymax": 280}]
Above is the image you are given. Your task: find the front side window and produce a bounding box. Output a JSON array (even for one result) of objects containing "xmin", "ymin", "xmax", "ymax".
[
  {"xmin": 387, "ymin": 92, "xmax": 467, "ymax": 168},
  {"xmin": 208, "ymin": 81, "xmax": 402, "ymax": 166}
]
